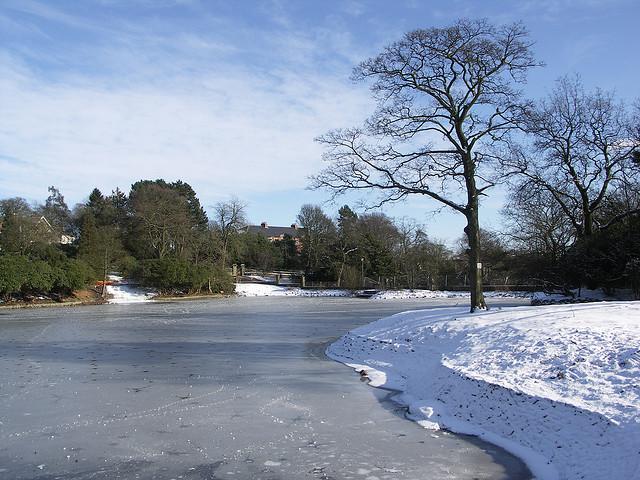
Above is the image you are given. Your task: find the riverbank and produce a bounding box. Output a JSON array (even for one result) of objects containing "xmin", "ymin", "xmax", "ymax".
[
  {"xmin": 234, "ymin": 282, "xmax": 534, "ymax": 299},
  {"xmin": 0, "ymin": 289, "xmax": 105, "ymax": 310},
  {"xmin": 327, "ymin": 302, "xmax": 640, "ymax": 480}
]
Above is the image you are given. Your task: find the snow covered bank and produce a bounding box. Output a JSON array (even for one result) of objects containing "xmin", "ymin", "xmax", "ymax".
[
  {"xmin": 234, "ymin": 283, "xmax": 350, "ymax": 297},
  {"xmin": 327, "ymin": 302, "xmax": 640, "ymax": 480},
  {"xmin": 370, "ymin": 289, "xmax": 531, "ymax": 300},
  {"xmin": 105, "ymin": 275, "xmax": 156, "ymax": 304},
  {"xmin": 530, "ymin": 288, "xmax": 634, "ymax": 305},
  {"xmin": 235, "ymin": 283, "xmax": 532, "ymax": 300}
]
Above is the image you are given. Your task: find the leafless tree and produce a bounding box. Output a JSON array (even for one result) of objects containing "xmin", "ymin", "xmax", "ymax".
[
  {"xmin": 506, "ymin": 76, "xmax": 639, "ymax": 238},
  {"xmin": 633, "ymin": 101, "xmax": 640, "ymax": 164},
  {"xmin": 297, "ymin": 204, "xmax": 336, "ymax": 273},
  {"xmin": 502, "ymin": 186, "xmax": 574, "ymax": 261},
  {"xmin": 395, "ymin": 218, "xmax": 430, "ymax": 289},
  {"xmin": 212, "ymin": 198, "xmax": 246, "ymax": 269},
  {"xmin": 312, "ymin": 19, "xmax": 539, "ymax": 311}
]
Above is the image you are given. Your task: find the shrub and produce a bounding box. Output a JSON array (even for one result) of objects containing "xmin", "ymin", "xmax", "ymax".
[
  {"xmin": 56, "ymin": 259, "xmax": 95, "ymax": 292},
  {"xmin": 23, "ymin": 259, "xmax": 55, "ymax": 292},
  {"xmin": 136, "ymin": 258, "xmax": 234, "ymax": 294},
  {"xmin": 0, "ymin": 255, "xmax": 29, "ymax": 297}
]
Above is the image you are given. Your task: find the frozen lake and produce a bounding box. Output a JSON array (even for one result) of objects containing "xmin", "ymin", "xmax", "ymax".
[{"xmin": 0, "ymin": 297, "xmax": 532, "ymax": 479}]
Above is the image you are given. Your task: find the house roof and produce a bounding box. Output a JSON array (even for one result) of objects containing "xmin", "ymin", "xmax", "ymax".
[{"xmin": 246, "ymin": 223, "xmax": 303, "ymax": 238}]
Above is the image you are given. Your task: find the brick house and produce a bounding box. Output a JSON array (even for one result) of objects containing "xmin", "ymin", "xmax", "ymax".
[{"xmin": 246, "ymin": 222, "xmax": 304, "ymax": 251}]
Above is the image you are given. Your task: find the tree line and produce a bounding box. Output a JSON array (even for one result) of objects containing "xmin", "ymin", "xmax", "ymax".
[
  {"xmin": 0, "ymin": 182, "xmax": 462, "ymax": 299},
  {"xmin": 1, "ymin": 177, "xmax": 637, "ymax": 301}
]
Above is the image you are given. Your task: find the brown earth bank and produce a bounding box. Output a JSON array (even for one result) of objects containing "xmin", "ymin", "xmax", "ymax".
[{"xmin": 0, "ymin": 288, "xmax": 105, "ymax": 309}]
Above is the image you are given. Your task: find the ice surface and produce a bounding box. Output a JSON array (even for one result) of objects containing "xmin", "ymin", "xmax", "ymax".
[{"xmin": 0, "ymin": 297, "xmax": 531, "ymax": 479}]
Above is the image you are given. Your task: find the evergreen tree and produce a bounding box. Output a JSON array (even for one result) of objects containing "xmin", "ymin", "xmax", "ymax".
[
  {"xmin": 42, "ymin": 186, "xmax": 71, "ymax": 233},
  {"xmin": 78, "ymin": 211, "xmax": 101, "ymax": 270},
  {"xmin": 335, "ymin": 205, "xmax": 359, "ymax": 287}
]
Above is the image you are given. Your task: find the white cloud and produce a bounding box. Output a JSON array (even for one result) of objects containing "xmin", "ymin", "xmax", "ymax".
[
  {"xmin": 0, "ymin": 44, "xmax": 373, "ymax": 206},
  {"xmin": 0, "ymin": 0, "xmax": 380, "ymax": 206}
]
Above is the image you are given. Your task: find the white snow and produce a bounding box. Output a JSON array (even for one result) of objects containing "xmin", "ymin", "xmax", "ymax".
[
  {"xmin": 531, "ymin": 288, "xmax": 615, "ymax": 305},
  {"xmin": 327, "ymin": 302, "xmax": 640, "ymax": 480},
  {"xmin": 234, "ymin": 283, "xmax": 351, "ymax": 297},
  {"xmin": 105, "ymin": 275, "xmax": 156, "ymax": 304},
  {"xmin": 234, "ymin": 283, "xmax": 531, "ymax": 300},
  {"xmin": 371, "ymin": 289, "xmax": 531, "ymax": 300}
]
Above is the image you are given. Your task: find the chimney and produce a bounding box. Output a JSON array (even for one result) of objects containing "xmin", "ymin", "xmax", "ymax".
[
  {"xmin": 260, "ymin": 222, "xmax": 268, "ymax": 229},
  {"xmin": 290, "ymin": 223, "xmax": 298, "ymax": 229}
]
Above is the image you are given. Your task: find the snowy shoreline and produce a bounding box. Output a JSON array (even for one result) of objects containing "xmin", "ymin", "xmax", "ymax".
[
  {"xmin": 326, "ymin": 302, "xmax": 640, "ymax": 480},
  {"xmin": 105, "ymin": 275, "xmax": 157, "ymax": 304},
  {"xmin": 104, "ymin": 280, "xmax": 625, "ymax": 305},
  {"xmin": 234, "ymin": 282, "xmax": 534, "ymax": 299}
]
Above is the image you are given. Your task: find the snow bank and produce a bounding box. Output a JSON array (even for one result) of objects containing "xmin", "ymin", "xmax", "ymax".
[
  {"xmin": 531, "ymin": 288, "xmax": 614, "ymax": 305},
  {"xmin": 327, "ymin": 302, "xmax": 640, "ymax": 480},
  {"xmin": 234, "ymin": 283, "xmax": 350, "ymax": 297},
  {"xmin": 235, "ymin": 283, "xmax": 531, "ymax": 300},
  {"xmin": 371, "ymin": 289, "xmax": 531, "ymax": 300},
  {"xmin": 105, "ymin": 275, "xmax": 156, "ymax": 304}
]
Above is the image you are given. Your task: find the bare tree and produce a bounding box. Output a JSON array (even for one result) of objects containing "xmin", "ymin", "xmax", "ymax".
[
  {"xmin": 502, "ymin": 186, "xmax": 574, "ymax": 262},
  {"xmin": 506, "ymin": 76, "xmax": 639, "ymax": 238},
  {"xmin": 297, "ymin": 204, "xmax": 336, "ymax": 274},
  {"xmin": 633, "ymin": 101, "xmax": 640, "ymax": 164},
  {"xmin": 212, "ymin": 199, "xmax": 246, "ymax": 269},
  {"xmin": 312, "ymin": 19, "xmax": 539, "ymax": 311}
]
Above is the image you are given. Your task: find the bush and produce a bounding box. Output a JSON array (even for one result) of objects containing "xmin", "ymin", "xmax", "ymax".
[
  {"xmin": 0, "ymin": 255, "xmax": 29, "ymax": 297},
  {"xmin": 117, "ymin": 255, "xmax": 138, "ymax": 278},
  {"xmin": 206, "ymin": 265, "xmax": 234, "ymax": 294},
  {"xmin": 56, "ymin": 259, "xmax": 95, "ymax": 292},
  {"xmin": 0, "ymin": 254, "xmax": 94, "ymax": 299},
  {"xmin": 136, "ymin": 258, "xmax": 234, "ymax": 294},
  {"xmin": 24, "ymin": 259, "xmax": 54, "ymax": 293}
]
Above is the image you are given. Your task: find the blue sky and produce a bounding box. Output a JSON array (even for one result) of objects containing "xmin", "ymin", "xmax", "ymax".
[{"xmin": 0, "ymin": 0, "xmax": 638, "ymax": 244}]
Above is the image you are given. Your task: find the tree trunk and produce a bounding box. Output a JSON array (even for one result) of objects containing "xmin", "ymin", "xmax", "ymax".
[
  {"xmin": 583, "ymin": 209, "xmax": 593, "ymax": 237},
  {"xmin": 221, "ymin": 234, "xmax": 229, "ymax": 269},
  {"xmin": 337, "ymin": 252, "xmax": 346, "ymax": 287},
  {"xmin": 101, "ymin": 248, "xmax": 108, "ymax": 298},
  {"xmin": 464, "ymin": 206, "xmax": 486, "ymax": 312}
]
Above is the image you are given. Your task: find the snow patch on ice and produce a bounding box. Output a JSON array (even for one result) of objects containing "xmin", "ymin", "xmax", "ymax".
[{"xmin": 327, "ymin": 302, "xmax": 640, "ymax": 480}]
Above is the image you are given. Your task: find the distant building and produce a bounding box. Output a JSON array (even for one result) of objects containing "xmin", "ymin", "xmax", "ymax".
[
  {"xmin": 0, "ymin": 215, "xmax": 76, "ymax": 246},
  {"xmin": 35, "ymin": 216, "xmax": 76, "ymax": 245},
  {"xmin": 246, "ymin": 222, "xmax": 304, "ymax": 251}
]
